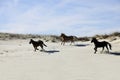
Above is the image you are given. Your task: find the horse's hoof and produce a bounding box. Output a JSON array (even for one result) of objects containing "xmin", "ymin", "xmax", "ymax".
[
  {"xmin": 40, "ymin": 50, "xmax": 43, "ymax": 52},
  {"xmin": 40, "ymin": 49, "xmax": 45, "ymax": 52},
  {"xmin": 105, "ymin": 51, "xmax": 109, "ymax": 53},
  {"xmin": 100, "ymin": 52, "xmax": 103, "ymax": 54}
]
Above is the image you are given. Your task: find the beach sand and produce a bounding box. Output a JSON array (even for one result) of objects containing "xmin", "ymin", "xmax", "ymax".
[{"xmin": 0, "ymin": 39, "xmax": 120, "ymax": 80}]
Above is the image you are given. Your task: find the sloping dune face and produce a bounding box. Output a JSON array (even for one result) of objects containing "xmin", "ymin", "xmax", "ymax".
[{"xmin": 0, "ymin": 39, "xmax": 120, "ymax": 80}]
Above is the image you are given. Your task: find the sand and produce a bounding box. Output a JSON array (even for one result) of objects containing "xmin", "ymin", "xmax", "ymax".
[{"xmin": 0, "ymin": 39, "xmax": 120, "ymax": 80}]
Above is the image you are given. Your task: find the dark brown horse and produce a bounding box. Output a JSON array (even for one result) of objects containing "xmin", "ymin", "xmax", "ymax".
[
  {"xmin": 91, "ymin": 38, "xmax": 112, "ymax": 54},
  {"xmin": 29, "ymin": 39, "xmax": 47, "ymax": 51},
  {"xmin": 60, "ymin": 33, "xmax": 75, "ymax": 45}
]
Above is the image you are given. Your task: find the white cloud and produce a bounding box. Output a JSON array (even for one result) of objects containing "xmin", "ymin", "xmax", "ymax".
[{"xmin": 0, "ymin": 0, "xmax": 120, "ymax": 36}]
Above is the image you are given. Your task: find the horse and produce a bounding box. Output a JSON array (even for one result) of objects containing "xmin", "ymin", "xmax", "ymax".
[
  {"xmin": 29, "ymin": 39, "xmax": 47, "ymax": 51},
  {"xmin": 91, "ymin": 38, "xmax": 112, "ymax": 54},
  {"xmin": 60, "ymin": 33, "xmax": 75, "ymax": 45}
]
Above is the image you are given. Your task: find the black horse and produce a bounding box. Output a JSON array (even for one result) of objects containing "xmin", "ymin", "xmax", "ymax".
[
  {"xmin": 60, "ymin": 33, "xmax": 75, "ymax": 45},
  {"xmin": 29, "ymin": 39, "xmax": 47, "ymax": 51},
  {"xmin": 91, "ymin": 38, "xmax": 112, "ymax": 54}
]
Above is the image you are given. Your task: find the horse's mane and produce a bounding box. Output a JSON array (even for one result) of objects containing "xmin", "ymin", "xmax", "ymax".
[
  {"xmin": 61, "ymin": 33, "xmax": 66, "ymax": 36},
  {"xmin": 92, "ymin": 38, "xmax": 99, "ymax": 42}
]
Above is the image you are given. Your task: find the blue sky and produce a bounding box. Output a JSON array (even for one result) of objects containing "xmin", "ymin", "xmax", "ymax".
[{"xmin": 0, "ymin": 0, "xmax": 120, "ymax": 36}]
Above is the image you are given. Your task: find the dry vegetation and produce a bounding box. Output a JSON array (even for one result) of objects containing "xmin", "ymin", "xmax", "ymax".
[
  {"xmin": 0, "ymin": 32, "xmax": 41, "ymax": 40},
  {"xmin": 0, "ymin": 32, "xmax": 120, "ymax": 42},
  {"xmin": 94, "ymin": 32, "xmax": 120, "ymax": 39},
  {"xmin": 77, "ymin": 37, "xmax": 90, "ymax": 42},
  {"xmin": 0, "ymin": 32, "xmax": 60, "ymax": 42},
  {"xmin": 72, "ymin": 32, "xmax": 120, "ymax": 42},
  {"xmin": 93, "ymin": 32, "xmax": 120, "ymax": 41}
]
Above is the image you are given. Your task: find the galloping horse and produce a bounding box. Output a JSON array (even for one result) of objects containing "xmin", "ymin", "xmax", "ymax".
[
  {"xmin": 60, "ymin": 33, "xmax": 75, "ymax": 45},
  {"xmin": 29, "ymin": 39, "xmax": 47, "ymax": 51},
  {"xmin": 91, "ymin": 38, "xmax": 112, "ymax": 54}
]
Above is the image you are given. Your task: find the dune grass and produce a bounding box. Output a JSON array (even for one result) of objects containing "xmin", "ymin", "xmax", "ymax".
[{"xmin": 0, "ymin": 32, "xmax": 120, "ymax": 42}]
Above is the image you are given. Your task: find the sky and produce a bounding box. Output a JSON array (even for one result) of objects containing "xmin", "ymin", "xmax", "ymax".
[{"xmin": 0, "ymin": 0, "xmax": 120, "ymax": 36}]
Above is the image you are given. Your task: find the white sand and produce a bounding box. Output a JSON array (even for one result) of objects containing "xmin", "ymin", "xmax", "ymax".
[{"xmin": 0, "ymin": 39, "xmax": 120, "ymax": 80}]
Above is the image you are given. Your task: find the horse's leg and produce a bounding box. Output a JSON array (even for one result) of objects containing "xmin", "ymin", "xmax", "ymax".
[
  {"xmin": 73, "ymin": 41, "xmax": 75, "ymax": 45},
  {"xmin": 63, "ymin": 42, "xmax": 65, "ymax": 45},
  {"xmin": 36, "ymin": 47, "xmax": 39, "ymax": 50},
  {"xmin": 40, "ymin": 45, "xmax": 45, "ymax": 51},
  {"xmin": 35, "ymin": 45, "xmax": 39, "ymax": 50},
  {"xmin": 33, "ymin": 45, "xmax": 36, "ymax": 51},
  {"xmin": 35, "ymin": 47, "xmax": 39, "ymax": 51},
  {"xmin": 61, "ymin": 42, "xmax": 63, "ymax": 45},
  {"xmin": 70, "ymin": 41, "xmax": 72, "ymax": 45},
  {"xmin": 70, "ymin": 41, "xmax": 74, "ymax": 45},
  {"xmin": 101, "ymin": 47, "xmax": 104, "ymax": 53},
  {"xmin": 94, "ymin": 47, "xmax": 97, "ymax": 54},
  {"xmin": 61, "ymin": 41, "xmax": 65, "ymax": 45},
  {"xmin": 34, "ymin": 47, "xmax": 36, "ymax": 51},
  {"xmin": 106, "ymin": 45, "xmax": 109, "ymax": 53}
]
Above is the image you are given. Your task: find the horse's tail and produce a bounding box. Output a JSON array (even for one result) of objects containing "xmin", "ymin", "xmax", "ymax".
[
  {"xmin": 107, "ymin": 42, "xmax": 112, "ymax": 50},
  {"xmin": 43, "ymin": 43, "xmax": 47, "ymax": 47},
  {"xmin": 73, "ymin": 36, "xmax": 78, "ymax": 41}
]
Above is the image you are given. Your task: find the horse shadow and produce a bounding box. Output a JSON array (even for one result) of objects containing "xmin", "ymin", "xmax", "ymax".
[
  {"xmin": 42, "ymin": 50, "xmax": 60, "ymax": 54},
  {"xmin": 108, "ymin": 52, "xmax": 120, "ymax": 56},
  {"xmin": 74, "ymin": 44, "xmax": 89, "ymax": 47}
]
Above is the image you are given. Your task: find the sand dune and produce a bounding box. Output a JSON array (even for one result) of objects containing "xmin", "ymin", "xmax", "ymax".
[{"xmin": 0, "ymin": 39, "xmax": 120, "ymax": 80}]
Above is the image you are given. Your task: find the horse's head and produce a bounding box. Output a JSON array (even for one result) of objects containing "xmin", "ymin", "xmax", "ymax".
[
  {"xmin": 60, "ymin": 33, "xmax": 66, "ymax": 37},
  {"xmin": 29, "ymin": 39, "xmax": 33, "ymax": 44},
  {"xmin": 91, "ymin": 38, "xmax": 98, "ymax": 43},
  {"xmin": 60, "ymin": 33, "xmax": 66, "ymax": 41}
]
